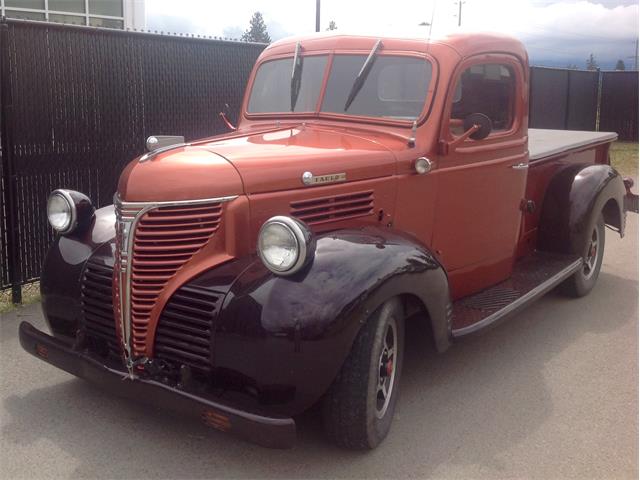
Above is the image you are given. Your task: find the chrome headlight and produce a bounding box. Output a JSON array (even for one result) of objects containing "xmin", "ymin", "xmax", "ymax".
[
  {"xmin": 47, "ymin": 189, "xmax": 94, "ymax": 235},
  {"xmin": 258, "ymin": 216, "xmax": 314, "ymax": 275}
]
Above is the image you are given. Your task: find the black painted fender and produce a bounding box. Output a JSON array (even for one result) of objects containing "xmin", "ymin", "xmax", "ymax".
[
  {"xmin": 538, "ymin": 164, "xmax": 626, "ymax": 255},
  {"xmin": 212, "ymin": 226, "xmax": 451, "ymax": 416},
  {"xmin": 40, "ymin": 205, "xmax": 115, "ymax": 340}
]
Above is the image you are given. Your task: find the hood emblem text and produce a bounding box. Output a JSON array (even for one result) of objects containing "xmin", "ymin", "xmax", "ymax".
[{"xmin": 302, "ymin": 171, "xmax": 347, "ymax": 186}]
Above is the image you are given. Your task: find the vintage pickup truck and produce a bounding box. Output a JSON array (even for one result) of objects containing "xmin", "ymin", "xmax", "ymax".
[{"xmin": 20, "ymin": 33, "xmax": 637, "ymax": 449}]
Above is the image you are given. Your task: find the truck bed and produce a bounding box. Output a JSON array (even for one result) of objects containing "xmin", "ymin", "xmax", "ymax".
[{"xmin": 528, "ymin": 129, "xmax": 617, "ymax": 161}]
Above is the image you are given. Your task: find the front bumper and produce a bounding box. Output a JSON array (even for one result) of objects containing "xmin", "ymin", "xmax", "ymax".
[{"xmin": 19, "ymin": 321, "xmax": 296, "ymax": 449}]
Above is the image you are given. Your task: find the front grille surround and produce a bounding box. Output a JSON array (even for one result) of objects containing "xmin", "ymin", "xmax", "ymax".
[{"xmin": 114, "ymin": 195, "xmax": 237, "ymax": 361}]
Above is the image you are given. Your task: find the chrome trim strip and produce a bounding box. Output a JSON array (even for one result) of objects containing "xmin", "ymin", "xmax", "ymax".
[
  {"xmin": 451, "ymin": 258, "xmax": 583, "ymax": 338},
  {"xmin": 113, "ymin": 194, "xmax": 238, "ymax": 376},
  {"xmin": 116, "ymin": 195, "xmax": 238, "ymax": 209},
  {"xmin": 139, "ymin": 143, "xmax": 190, "ymax": 162}
]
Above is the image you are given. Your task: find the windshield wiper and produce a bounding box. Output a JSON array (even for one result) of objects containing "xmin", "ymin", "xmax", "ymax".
[
  {"xmin": 344, "ymin": 39, "xmax": 382, "ymax": 112},
  {"xmin": 290, "ymin": 42, "xmax": 303, "ymax": 112}
]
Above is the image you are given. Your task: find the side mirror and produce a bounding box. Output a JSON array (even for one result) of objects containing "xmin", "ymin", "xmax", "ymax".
[
  {"xmin": 219, "ymin": 103, "xmax": 237, "ymax": 132},
  {"xmin": 439, "ymin": 113, "xmax": 493, "ymax": 155},
  {"xmin": 145, "ymin": 135, "xmax": 185, "ymax": 152},
  {"xmin": 463, "ymin": 113, "xmax": 492, "ymax": 140}
]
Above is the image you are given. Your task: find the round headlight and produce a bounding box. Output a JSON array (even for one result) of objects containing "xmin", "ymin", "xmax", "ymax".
[
  {"xmin": 47, "ymin": 190, "xmax": 75, "ymax": 234},
  {"xmin": 258, "ymin": 216, "xmax": 313, "ymax": 275}
]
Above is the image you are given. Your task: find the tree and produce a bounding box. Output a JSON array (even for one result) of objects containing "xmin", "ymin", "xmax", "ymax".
[
  {"xmin": 418, "ymin": 21, "xmax": 431, "ymax": 26},
  {"xmin": 615, "ymin": 59, "xmax": 626, "ymax": 71},
  {"xmin": 326, "ymin": 20, "xmax": 337, "ymax": 31},
  {"xmin": 241, "ymin": 12, "xmax": 271, "ymax": 43},
  {"xmin": 586, "ymin": 53, "xmax": 599, "ymax": 71}
]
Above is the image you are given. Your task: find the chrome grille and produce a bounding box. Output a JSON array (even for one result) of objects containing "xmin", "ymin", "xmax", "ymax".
[
  {"xmin": 130, "ymin": 202, "xmax": 223, "ymax": 356},
  {"xmin": 114, "ymin": 195, "xmax": 236, "ymax": 363}
]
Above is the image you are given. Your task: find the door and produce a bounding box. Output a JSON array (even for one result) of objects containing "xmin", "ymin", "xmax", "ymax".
[{"xmin": 432, "ymin": 55, "xmax": 528, "ymax": 299}]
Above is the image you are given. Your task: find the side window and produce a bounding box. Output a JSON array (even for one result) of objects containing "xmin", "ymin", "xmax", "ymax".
[{"xmin": 449, "ymin": 63, "xmax": 515, "ymax": 137}]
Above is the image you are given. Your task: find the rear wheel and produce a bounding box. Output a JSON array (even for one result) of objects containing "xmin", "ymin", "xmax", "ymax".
[
  {"xmin": 561, "ymin": 213, "xmax": 605, "ymax": 297},
  {"xmin": 322, "ymin": 298, "xmax": 405, "ymax": 449}
]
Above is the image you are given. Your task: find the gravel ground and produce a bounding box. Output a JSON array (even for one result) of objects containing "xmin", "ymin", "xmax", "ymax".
[{"xmin": 1, "ymin": 213, "xmax": 637, "ymax": 479}]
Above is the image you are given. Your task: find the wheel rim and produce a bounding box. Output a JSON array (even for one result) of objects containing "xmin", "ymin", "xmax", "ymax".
[
  {"xmin": 582, "ymin": 225, "xmax": 600, "ymax": 280},
  {"xmin": 375, "ymin": 318, "xmax": 397, "ymax": 419}
]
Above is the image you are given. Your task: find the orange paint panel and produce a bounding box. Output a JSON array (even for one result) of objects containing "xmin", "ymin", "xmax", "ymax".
[
  {"xmin": 206, "ymin": 125, "xmax": 397, "ymax": 194},
  {"xmin": 118, "ymin": 146, "xmax": 243, "ymax": 202}
]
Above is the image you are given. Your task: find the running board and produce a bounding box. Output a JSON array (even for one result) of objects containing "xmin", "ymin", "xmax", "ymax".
[{"xmin": 451, "ymin": 252, "xmax": 583, "ymax": 338}]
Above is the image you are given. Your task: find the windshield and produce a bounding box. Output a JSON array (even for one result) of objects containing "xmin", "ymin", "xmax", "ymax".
[
  {"xmin": 247, "ymin": 55, "xmax": 328, "ymax": 113},
  {"xmin": 247, "ymin": 53, "xmax": 432, "ymax": 121},
  {"xmin": 323, "ymin": 55, "xmax": 431, "ymax": 120}
]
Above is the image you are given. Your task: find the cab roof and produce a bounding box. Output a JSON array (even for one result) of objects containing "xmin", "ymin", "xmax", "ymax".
[{"xmin": 262, "ymin": 32, "xmax": 528, "ymax": 63}]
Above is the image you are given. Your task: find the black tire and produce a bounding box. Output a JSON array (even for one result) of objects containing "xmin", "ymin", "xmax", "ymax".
[
  {"xmin": 322, "ymin": 298, "xmax": 405, "ymax": 449},
  {"xmin": 560, "ymin": 213, "xmax": 605, "ymax": 297}
]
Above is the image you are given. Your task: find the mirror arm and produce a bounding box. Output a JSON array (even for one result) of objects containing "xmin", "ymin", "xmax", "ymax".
[
  {"xmin": 219, "ymin": 111, "xmax": 237, "ymax": 131},
  {"xmin": 439, "ymin": 124, "xmax": 480, "ymax": 155}
]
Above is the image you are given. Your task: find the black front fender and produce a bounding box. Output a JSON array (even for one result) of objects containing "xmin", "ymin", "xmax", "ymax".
[
  {"xmin": 40, "ymin": 205, "xmax": 115, "ymax": 340},
  {"xmin": 212, "ymin": 227, "xmax": 450, "ymax": 415},
  {"xmin": 538, "ymin": 164, "xmax": 626, "ymax": 254}
]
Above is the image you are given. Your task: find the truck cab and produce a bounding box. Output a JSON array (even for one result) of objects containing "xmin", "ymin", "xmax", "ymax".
[{"xmin": 20, "ymin": 33, "xmax": 637, "ymax": 450}]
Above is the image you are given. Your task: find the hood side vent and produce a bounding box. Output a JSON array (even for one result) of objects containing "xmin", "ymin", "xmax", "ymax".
[{"xmin": 290, "ymin": 190, "xmax": 374, "ymax": 226}]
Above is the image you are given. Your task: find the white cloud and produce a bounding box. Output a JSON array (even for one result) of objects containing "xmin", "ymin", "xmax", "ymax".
[{"xmin": 146, "ymin": 0, "xmax": 639, "ymax": 67}]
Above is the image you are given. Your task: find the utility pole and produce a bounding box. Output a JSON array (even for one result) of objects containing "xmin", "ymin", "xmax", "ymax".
[
  {"xmin": 315, "ymin": 0, "xmax": 320, "ymax": 32},
  {"xmin": 455, "ymin": 0, "xmax": 466, "ymax": 27},
  {"xmin": 626, "ymin": 37, "xmax": 638, "ymax": 71}
]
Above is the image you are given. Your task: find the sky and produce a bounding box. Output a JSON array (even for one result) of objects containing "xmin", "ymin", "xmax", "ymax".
[{"xmin": 146, "ymin": 0, "xmax": 639, "ymax": 69}]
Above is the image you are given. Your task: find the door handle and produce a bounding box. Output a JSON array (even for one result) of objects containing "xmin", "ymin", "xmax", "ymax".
[{"xmin": 511, "ymin": 162, "xmax": 529, "ymax": 170}]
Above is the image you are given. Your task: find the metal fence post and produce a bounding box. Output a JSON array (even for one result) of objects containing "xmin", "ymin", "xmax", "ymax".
[{"xmin": 0, "ymin": 18, "xmax": 22, "ymax": 303}]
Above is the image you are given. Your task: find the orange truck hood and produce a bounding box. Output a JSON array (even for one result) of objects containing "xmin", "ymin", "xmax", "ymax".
[{"xmin": 118, "ymin": 125, "xmax": 397, "ymax": 201}]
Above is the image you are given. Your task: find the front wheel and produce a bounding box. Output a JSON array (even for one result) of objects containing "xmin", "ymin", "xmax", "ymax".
[
  {"xmin": 560, "ymin": 213, "xmax": 605, "ymax": 297},
  {"xmin": 322, "ymin": 298, "xmax": 405, "ymax": 449}
]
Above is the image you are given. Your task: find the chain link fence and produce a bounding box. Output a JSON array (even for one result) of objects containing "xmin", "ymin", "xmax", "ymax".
[{"xmin": 0, "ymin": 19, "xmax": 265, "ymax": 303}]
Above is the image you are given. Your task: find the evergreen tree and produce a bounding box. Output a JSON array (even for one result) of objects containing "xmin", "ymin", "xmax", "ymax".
[
  {"xmin": 327, "ymin": 20, "xmax": 337, "ymax": 31},
  {"xmin": 615, "ymin": 59, "xmax": 626, "ymax": 70},
  {"xmin": 586, "ymin": 53, "xmax": 599, "ymax": 71},
  {"xmin": 241, "ymin": 12, "xmax": 271, "ymax": 43}
]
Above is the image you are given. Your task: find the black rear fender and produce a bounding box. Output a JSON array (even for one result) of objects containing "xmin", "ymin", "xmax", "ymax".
[{"xmin": 538, "ymin": 164, "xmax": 626, "ymax": 254}]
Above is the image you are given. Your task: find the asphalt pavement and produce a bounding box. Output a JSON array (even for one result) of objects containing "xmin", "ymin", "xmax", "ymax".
[{"xmin": 1, "ymin": 214, "xmax": 637, "ymax": 479}]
